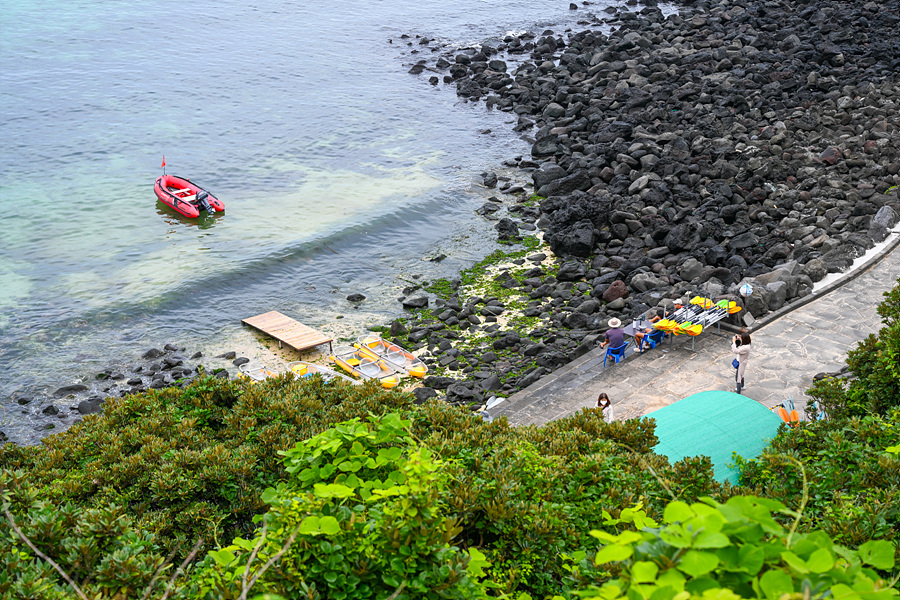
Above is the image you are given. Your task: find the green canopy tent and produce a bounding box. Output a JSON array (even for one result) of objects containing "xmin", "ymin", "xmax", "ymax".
[{"xmin": 647, "ymin": 390, "xmax": 783, "ymax": 484}]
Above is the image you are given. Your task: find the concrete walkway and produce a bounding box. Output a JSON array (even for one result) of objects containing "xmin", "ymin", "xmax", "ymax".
[{"xmin": 489, "ymin": 234, "xmax": 900, "ymax": 427}]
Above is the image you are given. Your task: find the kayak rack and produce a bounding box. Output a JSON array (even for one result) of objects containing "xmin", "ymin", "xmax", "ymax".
[{"xmin": 242, "ymin": 311, "xmax": 333, "ymax": 357}]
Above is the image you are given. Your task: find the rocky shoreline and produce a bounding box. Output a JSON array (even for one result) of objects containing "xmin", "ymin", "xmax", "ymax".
[
  {"xmin": 388, "ymin": 0, "xmax": 900, "ymax": 408},
  {"xmin": 5, "ymin": 0, "xmax": 900, "ymax": 441},
  {"xmin": 1, "ymin": 346, "xmax": 261, "ymax": 444}
]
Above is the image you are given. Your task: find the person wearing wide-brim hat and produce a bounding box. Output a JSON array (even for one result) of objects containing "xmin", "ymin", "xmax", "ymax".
[{"xmin": 600, "ymin": 317, "xmax": 625, "ymax": 349}]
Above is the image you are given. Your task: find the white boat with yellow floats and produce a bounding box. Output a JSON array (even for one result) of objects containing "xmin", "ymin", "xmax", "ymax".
[
  {"xmin": 328, "ymin": 349, "xmax": 402, "ymax": 389},
  {"xmin": 287, "ymin": 361, "xmax": 360, "ymax": 385},
  {"xmin": 354, "ymin": 335, "xmax": 428, "ymax": 378},
  {"xmin": 238, "ymin": 361, "xmax": 278, "ymax": 382}
]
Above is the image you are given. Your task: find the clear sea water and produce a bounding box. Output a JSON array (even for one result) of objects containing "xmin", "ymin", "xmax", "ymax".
[{"xmin": 0, "ymin": 0, "xmax": 625, "ymax": 443}]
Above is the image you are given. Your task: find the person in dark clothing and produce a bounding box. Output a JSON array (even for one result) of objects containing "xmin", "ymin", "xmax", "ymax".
[{"xmin": 600, "ymin": 318, "xmax": 625, "ymax": 348}]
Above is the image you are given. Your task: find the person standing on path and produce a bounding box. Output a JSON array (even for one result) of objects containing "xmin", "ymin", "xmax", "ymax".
[
  {"xmin": 731, "ymin": 332, "xmax": 751, "ymax": 394},
  {"xmin": 597, "ymin": 393, "xmax": 614, "ymax": 423}
]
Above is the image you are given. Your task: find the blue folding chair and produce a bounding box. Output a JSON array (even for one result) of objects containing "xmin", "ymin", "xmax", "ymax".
[
  {"xmin": 603, "ymin": 342, "xmax": 629, "ymax": 367},
  {"xmin": 639, "ymin": 329, "xmax": 666, "ymax": 352}
]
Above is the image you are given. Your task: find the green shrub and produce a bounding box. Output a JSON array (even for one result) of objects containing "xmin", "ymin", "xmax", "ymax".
[
  {"xmin": 809, "ymin": 277, "xmax": 900, "ymax": 419},
  {"xmin": 737, "ymin": 413, "xmax": 900, "ymax": 548},
  {"xmin": 1, "ymin": 469, "xmax": 167, "ymax": 599},
  {"xmin": 568, "ymin": 495, "xmax": 899, "ymax": 600},
  {"xmin": 183, "ymin": 413, "xmax": 488, "ymax": 600},
  {"xmin": 0, "ymin": 374, "xmax": 413, "ymax": 554},
  {"xmin": 1, "ymin": 376, "xmax": 728, "ymax": 599},
  {"xmin": 410, "ymin": 405, "xmax": 730, "ymax": 597}
]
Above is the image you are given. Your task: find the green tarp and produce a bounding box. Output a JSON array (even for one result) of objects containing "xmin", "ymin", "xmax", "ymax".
[{"xmin": 648, "ymin": 390, "xmax": 783, "ymax": 484}]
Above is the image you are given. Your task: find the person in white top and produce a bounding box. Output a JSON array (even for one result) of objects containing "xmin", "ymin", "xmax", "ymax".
[
  {"xmin": 597, "ymin": 393, "xmax": 614, "ymax": 423},
  {"xmin": 731, "ymin": 332, "xmax": 752, "ymax": 394}
]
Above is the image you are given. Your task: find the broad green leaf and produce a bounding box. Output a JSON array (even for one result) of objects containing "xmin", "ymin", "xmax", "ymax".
[
  {"xmin": 657, "ymin": 568, "xmax": 687, "ymax": 592},
  {"xmin": 378, "ymin": 447, "xmax": 403, "ymax": 462},
  {"xmin": 678, "ymin": 551, "xmax": 719, "ymax": 577},
  {"xmin": 590, "ymin": 530, "xmax": 642, "ymax": 544},
  {"xmin": 700, "ymin": 589, "xmax": 743, "ymax": 600},
  {"xmin": 715, "ymin": 546, "xmax": 740, "ymax": 569},
  {"xmin": 617, "ymin": 531, "xmax": 645, "ymax": 544},
  {"xmin": 806, "ymin": 548, "xmax": 835, "ymax": 573},
  {"xmin": 649, "ymin": 585, "xmax": 680, "ymax": 600},
  {"xmin": 633, "ymin": 512, "xmax": 660, "ymax": 529},
  {"xmin": 830, "ymin": 584, "xmax": 861, "ymax": 600},
  {"xmin": 660, "ymin": 525, "xmax": 694, "ymax": 549},
  {"xmin": 594, "ymin": 544, "xmax": 633, "ymax": 564},
  {"xmin": 593, "ymin": 584, "xmax": 623, "ymax": 600},
  {"xmin": 851, "ymin": 575, "xmax": 876, "ymax": 593},
  {"xmin": 859, "ymin": 540, "xmax": 895, "ymax": 569},
  {"xmin": 318, "ymin": 516, "xmax": 340, "ymax": 535},
  {"xmin": 467, "ymin": 547, "xmax": 491, "ymax": 578},
  {"xmin": 738, "ymin": 544, "xmax": 765, "ymax": 575},
  {"xmin": 232, "ymin": 537, "xmax": 257, "ymax": 551},
  {"xmin": 209, "ymin": 549, "xmax": 235, "ymax": 566},
  {"xmin": 759, "ymin": 570, "xmax": 793, "ymax": 599},
  {"xmin": 665, "ymin": 501, "xmax": 694, "ymax": 523},
  {"xmin": 685, "ymin": 576, "xmax": 719, "ymax": 595},
  {"xmin": 590, "ymin": 530, "xmax": 619, "ymax": 543},
  {"xmin": 691, "ymin": 504, "xmax": 722, "ymax": 520},
  {"xmin": 781, "ymin": 551, "xmax": 809, "ymax": 574},
  {"xmin": 569, "ymin": 550, "xmax": 587, "ymax": 563},
  {"xmin": 298, "ymin": 516, "xmax": 322, "ymax": 535},
  {"xmin": 313, "ymin": 483, "xmax": 355, "ymax": 498},
  {"xmin": 632, "ymin": 561, "xmax": 659, "ymax": 583},
  {"xmin": 693, "ymin": 531, "xmax": 730, "ymax": 549}
]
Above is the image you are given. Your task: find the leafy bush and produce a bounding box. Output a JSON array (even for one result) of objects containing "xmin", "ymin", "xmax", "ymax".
[
  {"xmin": 568, "ymin": 495, "xmax": 898, "ymax": 600},
  {"xmin": 809, "ymin": 277, "xmax": 900, "ymax": 419},
  {"xmin": 1, "ymin": 469, "xmax": 167, "ymax": 599},
  {"xmin": 184, "ymin": 413, "xmax": 488, "ymax": 600},
  {"xmin": 0, "ymin": 374, "xmax": 413, "ymax": 554},
  {"xmin": 737, "ymin": 413, "xmax": 900, "ymax": 548},
  {"xmin": 410, "ymin": 405, "xmax": 730, "ymax": 597}
]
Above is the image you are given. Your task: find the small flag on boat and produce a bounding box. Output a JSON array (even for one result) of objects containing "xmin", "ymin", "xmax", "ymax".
[{"xmin": 161, "ymin": 155, "xmax": 166, "ymax": 168}]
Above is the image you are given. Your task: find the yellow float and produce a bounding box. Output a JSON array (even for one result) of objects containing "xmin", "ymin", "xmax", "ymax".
[
  {"xmin": 354, "ymin": 335, "xmax": 427, "ymax": 378},
  {"xmin": 329, "ymin": 350, "xmax": 402, "ymax": 389}
]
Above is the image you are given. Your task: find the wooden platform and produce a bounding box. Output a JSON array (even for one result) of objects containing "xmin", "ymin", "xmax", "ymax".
[{"xmin": 241, "ymin": 311, "xmax": 333, "ymax": 356}]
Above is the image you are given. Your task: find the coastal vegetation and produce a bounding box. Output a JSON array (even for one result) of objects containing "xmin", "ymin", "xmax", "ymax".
[
  {"xmin": 1, "ymin": 277, "xmax": 899, "ymax": 599},
  {"xmin": 4, "ymin": 0, "xmax": 900, "ymax": 591}
]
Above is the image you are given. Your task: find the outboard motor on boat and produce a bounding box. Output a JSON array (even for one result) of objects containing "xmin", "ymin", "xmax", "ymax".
[{"xmin": 195, "ymin": 191, "xmax": 214, "ymax": 214}]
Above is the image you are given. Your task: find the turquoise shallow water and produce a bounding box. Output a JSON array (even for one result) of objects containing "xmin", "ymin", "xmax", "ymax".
[{"xmin": 0, "ymin": 0, "xmax": 619, "ymax": 443}]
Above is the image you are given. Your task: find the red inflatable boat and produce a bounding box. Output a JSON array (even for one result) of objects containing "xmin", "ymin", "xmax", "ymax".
[{"xmin": 154, "ymin": 174, "xmax": 224, "ymax": 218}]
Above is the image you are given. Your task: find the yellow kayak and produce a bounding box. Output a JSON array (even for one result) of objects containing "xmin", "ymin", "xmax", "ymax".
[
  {"xmin": 329, "ymin": 351, "xmax": 402, "ymax": 389},
  {"xmin": 287, "ymin": 361, "xmax": 360, "ymax": 385},
  {"xmin": 354, "ymin": 336, "xmax": 427, "ymax": 378},
  {"xmin": 654, "ymin": 319, "xmax": 680, "ymax": 332},
  {"xmin": 683, "ymin": 322, "xmax": 703, "ymax": 336},
  {"xmin": 690, "ymin": 296, "xmax": 714, "ymax": 309},
  {"xmin": 714, "ymin": 299, "xmax": 742, "ymax": 314}
]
